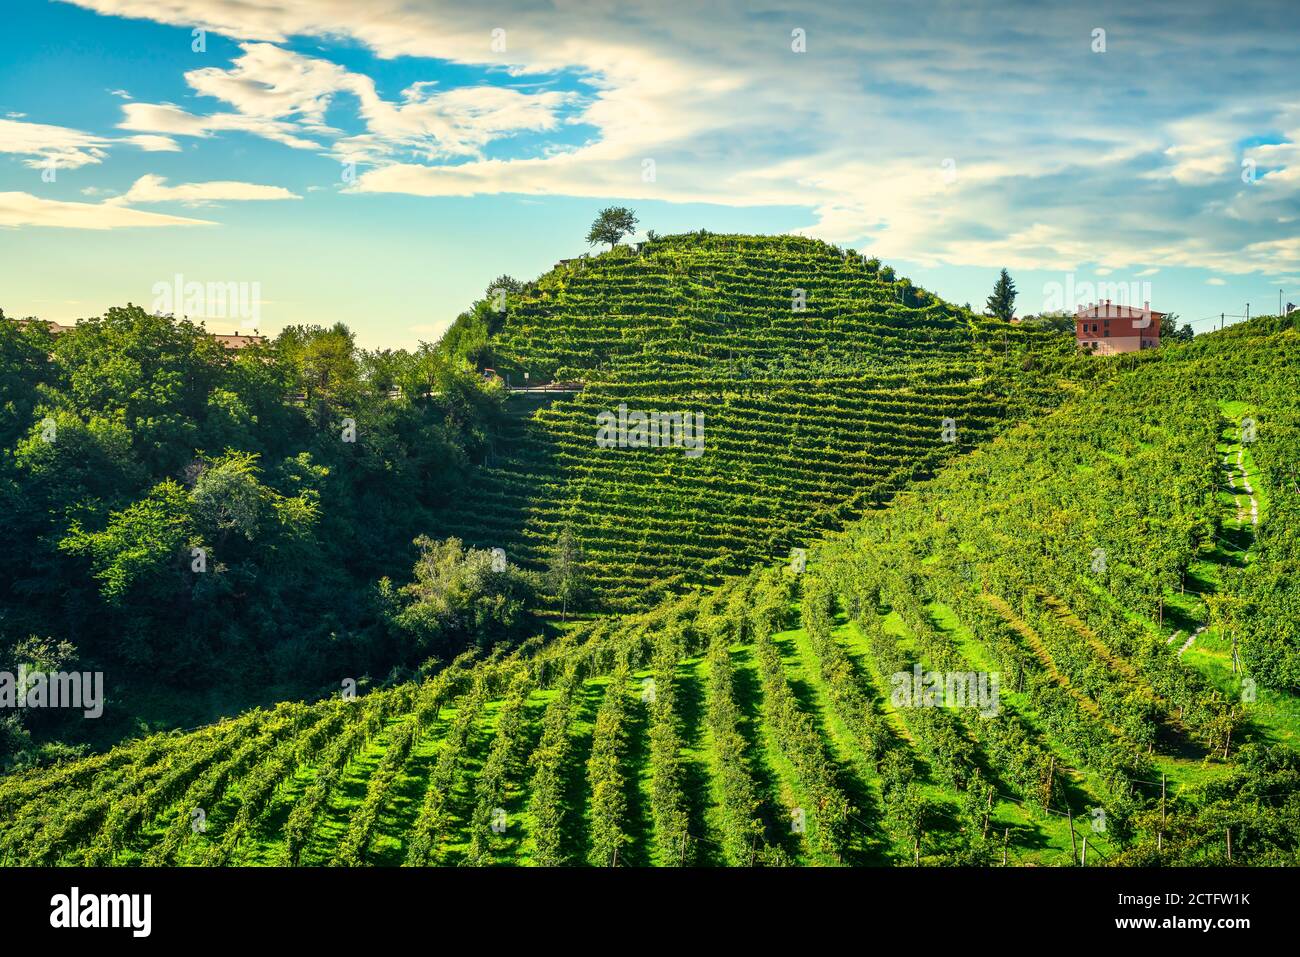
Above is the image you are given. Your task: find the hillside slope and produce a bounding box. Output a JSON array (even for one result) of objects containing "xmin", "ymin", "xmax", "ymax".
[
  {"xmin": 9, "ymin": 319, "xmax": 1298, "ymax": 867},
  {"xmin": 435, "ymin": 233, "xmax": 1080, "ymax": 611}
]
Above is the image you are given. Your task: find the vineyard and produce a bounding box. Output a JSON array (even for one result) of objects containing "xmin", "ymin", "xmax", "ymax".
[
  {"xmin": 7, "ymin": 317, "xmax": 1298, "ymax": 866},
  {"xmin": 434, "ymin": 233, "xmax": 1081, "ymax": 611}
]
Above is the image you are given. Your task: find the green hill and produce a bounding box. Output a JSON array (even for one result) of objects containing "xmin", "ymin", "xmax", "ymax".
[
  {"xmin": 8, "ymin": 318, "xmax": 1298, "ymax": 866},
  {"xmin": 433, "ymin": 233, "xmax": 1079, "ymax": 611}
]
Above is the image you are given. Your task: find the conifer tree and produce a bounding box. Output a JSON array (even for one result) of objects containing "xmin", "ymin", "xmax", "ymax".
[{"xmin": 986, "ymin": 268, "xmax": 1017, "ymax": 321}]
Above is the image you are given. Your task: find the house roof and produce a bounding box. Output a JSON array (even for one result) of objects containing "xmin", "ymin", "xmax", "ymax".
[{"xmin": 1075, "ymin": 301, "xmax": 1166, "ymax": 320}]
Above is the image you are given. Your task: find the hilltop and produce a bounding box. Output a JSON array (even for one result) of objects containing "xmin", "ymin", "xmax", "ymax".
[
  {"xmin": 8, "ymin": 317, "xmax": 1297, "ymax": 866},
  {"xmin": 433, "ymin": 233, "xmax": 1084, "ymax": 611}
]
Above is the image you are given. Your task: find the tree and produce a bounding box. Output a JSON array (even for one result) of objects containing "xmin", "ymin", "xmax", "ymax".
[
  {"xmin": 386, "ymin": 536, "xmax": 537, "ymax": 656},
  {"xmin": 486, "ymin": 275, "xmax": 521, "ymax": 298},
  {"xmin": 545, "ymin": 525, "xmax": 589, "ymax": 620},
  {"xmin": 275, "ymin": 322, "xmax": 362, "ymax": 427},
  {"xmin": 1160, "ymin": 312, "xmax": 1194, "ymax": 344},
  {"xmin": 586, "ymin": 207, "xmax": 638, "ymax": 251},
  {"xmin": 1019, "ymin": 311, "xmax": 1073, "ymax": 333},
  {"xmin": 986, "ymin": 269, "xmax": 1017, "ymax": 321}
]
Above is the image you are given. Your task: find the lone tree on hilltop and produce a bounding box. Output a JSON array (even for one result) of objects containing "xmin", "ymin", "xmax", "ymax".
[
  {"xmin": 587, "ymin": 206, "xmax": 638, "ymax": 251},
  {"xmin": 486, "ymin": 275, "xmax": 522, "ymax": 297},
  {"xmin": 986, "ymin": 268, "xmax": 1017, "ymax": 321}
]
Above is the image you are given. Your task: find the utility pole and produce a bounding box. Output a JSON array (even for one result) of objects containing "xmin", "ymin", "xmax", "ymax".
[
  {"xmin": 1159, "ymin": 773, "xmax": 1166, "ymax": 852},
  {"xmin": 1161, "ymin": 773, "xmax": 1166, "ymax": 826}
]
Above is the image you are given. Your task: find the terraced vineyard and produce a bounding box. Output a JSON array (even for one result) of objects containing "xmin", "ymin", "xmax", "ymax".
[
  {"xmin": 435, "ymin": 234, "xmax": 1078, "ymax": 611},
  {"xmin": 10, "ymin": 318, "xmax": 1298, "ymax": 866}
]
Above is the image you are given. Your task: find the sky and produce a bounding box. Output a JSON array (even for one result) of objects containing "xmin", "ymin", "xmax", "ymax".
[{"xmin": 1, "ymin": 0, "xmax": 1297, "ymax": 348}]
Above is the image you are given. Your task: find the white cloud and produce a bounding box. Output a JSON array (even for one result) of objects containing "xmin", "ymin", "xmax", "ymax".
[
  {"xmin": 110, "ymin": 173, "xmax": 301, "ymax": 205},
  {"xmin": 0, "ymin": 191, "xmax": 213, "ymax": 229},
  {"xmin": 121, "ymin": 133, "xmax": 182, "ymax": 152},
  {"xmin": 118, "ymin": 101, "xmax": 326, "ymax": 149},
  {"xmin": 50, "ymin": 0, "xmax": 1300, "ymax": 277},
  {"xmin": 118, "ymin": 43, "xmax": 575, "ymax": 165},
  {"xmin": 0, "ymin": 117, "xmax": 183, "ymax": 170},
  {"xmin": 1206, "ymin": 277, "xmax": 1227, "ymax": 285},
  {"xmin": 0, "ymin": 117, "xmax": 112, "ymax": 169}
]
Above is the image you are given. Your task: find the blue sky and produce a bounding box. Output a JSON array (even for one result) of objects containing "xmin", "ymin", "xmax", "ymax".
[{"xmin": 2, "ymin": 0, "xmax": 1297, "ymax": 347}]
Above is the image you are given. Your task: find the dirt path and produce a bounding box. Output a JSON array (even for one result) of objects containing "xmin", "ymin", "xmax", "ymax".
[
  {"xmin": 1226, "ymin": 446, "xmax": 1259, "ymax": 527},
  {"xmin": 1177, "ymin": 625, "xmax": 1206, "ymax": 658}
]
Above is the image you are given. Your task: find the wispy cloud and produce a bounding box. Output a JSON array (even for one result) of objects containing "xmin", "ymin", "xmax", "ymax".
[
  {"xmin": 0, "ymin": 116, "xmax": 179, "ymax": 169},
  {"xmin": 0, "ymin": 191, "xmax": 213, "ymax": 229},
  {"xmin": 0, "ymin": 117, "xmax": 112, "ymax": 169},
  {"xmin": 109, "ymin": 173, "xmax": 300, "ymax": 205}
]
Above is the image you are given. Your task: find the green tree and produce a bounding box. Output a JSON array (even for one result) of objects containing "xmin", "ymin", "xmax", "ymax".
[
  {"xmin": 0, "ymin": 312, "xmax": 53, "ymax": 450},
  {"xmin": 386, "ymin": 536, "xmax": 537, "ymax": 656},
  {"xmin": 1160, "ymin": 312, "xmax": 1194, "ymax": 343},
  {"xmin": 986, "ymin": 268, "xmax": 1017, "ymax": 321},
  {"xmin": 586, "ymin": 206, "xmax": 638, "ymax": 250},
  {"xmin": 275, "ymin": 322, "xmax": 362, "ymax": 426},
  {"xmin": 486, "ymin": 275, "xmax": 522, "ymax": 297},
  {"xmin": 49, "ymin": 305, "xmax": 229, "ymax": 474},
  {"xmin": 1020, "ymin": 311, "xmax": 1073, "ymax": 333},
  {"xmin": 545, "ymin": 525, "xmax": 589, "ymax": 620}
]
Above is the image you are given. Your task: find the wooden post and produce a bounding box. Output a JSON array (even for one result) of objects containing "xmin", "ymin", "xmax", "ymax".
[
  {"xmin": 1067, "ymin": 804, "xmax": 1077, "ymax": 864},
  {"xmin": 1080, "ymin": 834, "xmax": 1088, "ymax": 866},
  {"xmin": 1154, "ymin": 771, "xmax": 1165, "ymax": 851},
  {"xmin": 1001, "ymin": 827, "xmax": 1009, "ymax": 865},
  {"xmin": 982, "ymin": 787, "xmax": 993, "ymax": 841},
  {"xmin": 1226, "ymin": 828, "xmax": 1232, "ymax": 862}
]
